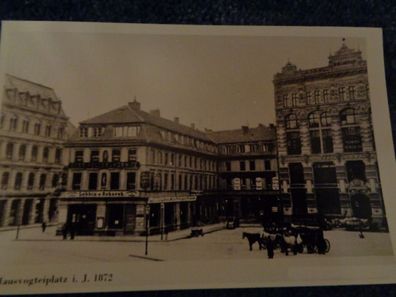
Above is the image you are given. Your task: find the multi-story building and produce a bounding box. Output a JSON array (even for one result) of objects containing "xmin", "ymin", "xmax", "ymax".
[
  {"xmin": 207, "ymin": 125, "xmax": 279, "ymax": 224},
  {"xmin": 0, "ymin": 74, "xmax": 73, "ymax": 227},
  {"xmin": 59, "ymin": 100, "xmax": 218, "ymax": 235},
  {"xmin": 274, "ymin": 42, "xmax": 386, "ymax": 226}
]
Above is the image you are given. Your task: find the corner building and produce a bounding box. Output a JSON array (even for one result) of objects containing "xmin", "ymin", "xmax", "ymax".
[
  {"xmin": 274, "ymin": 43, "xmax": 386, "ymax": 226},
  {"xmin": 0, "ymin": 75, "xmax": 72, "ymax": 227},
  {"xmin": 60, "ymin": 101, "xmax": 218, "ymax": 235}
]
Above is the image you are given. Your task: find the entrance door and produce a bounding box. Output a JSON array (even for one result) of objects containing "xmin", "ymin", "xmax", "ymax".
[
  {"xmin": 351, "ymin": 194, "xmax": 372, "ymax": 219},
  {"xmin": 22, "ymin": 199, "xmax": 33, "ymax": 225},
  {"xmin": 291, "ymin": 188, "xmax": 308, "ymax": 216},
  {"xmin": 67, "ymin": 204, "xmax": 96, "ymax": 235}
]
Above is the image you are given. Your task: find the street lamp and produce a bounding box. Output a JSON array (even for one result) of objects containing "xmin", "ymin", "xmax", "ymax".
[{"xmin": 145, "ymin": 202, "xmax": 150, "ymax": 255}]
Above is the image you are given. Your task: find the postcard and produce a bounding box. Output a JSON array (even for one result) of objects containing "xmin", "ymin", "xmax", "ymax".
[{"xmin": 0, "ymin": 21, "xmax": 395, "ymax": 294}]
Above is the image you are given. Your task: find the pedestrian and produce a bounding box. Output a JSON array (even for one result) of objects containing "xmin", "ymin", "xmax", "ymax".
[
  {"xmin": 62, "ymin": 223, "xmax": 68, "ymax": 240},
  {"xmin": 70, "ymin": 223, "xmax": 75, "ymax": 240},
  {"xmin": 359, "ymin": 220, "xmax": 365, "ymax": 239},
  {"xmin": 41, "ymin": 221, "xmax": 47, "ymax": 233},
  {"xmin": 266, "ymin": 236, "xmax": 274, "ymax": 259}
]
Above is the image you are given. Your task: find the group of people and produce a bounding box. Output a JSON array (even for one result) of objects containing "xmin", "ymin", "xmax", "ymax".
[{"xmin": 61, "ymin": 223, "xmax": 76, "ymax": 240}]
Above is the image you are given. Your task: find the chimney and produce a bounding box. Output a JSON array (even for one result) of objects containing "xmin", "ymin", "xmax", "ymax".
[
  {"xmin": 128, "ymin": 99, "xmax": 141, "ymax": 110},
  {"xmin": 150, "ymin": 109, "xmax": 160, "ymax": 117},
  {"xmin": 190, "ymin": 123, "xmax": 195, "ymax": 129},
  {"xmin": 174, "ymin": 117, "xmax": 180, "ymax": 124},
  {"xmin": 241, "ymin": 125, "xmax": 249, "ymax": 134}
]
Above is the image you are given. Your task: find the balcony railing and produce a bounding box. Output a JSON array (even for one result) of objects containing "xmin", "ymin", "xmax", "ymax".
[{"xmin": 68, "ymin": 161, "xmax": 140, "ymax": 170}]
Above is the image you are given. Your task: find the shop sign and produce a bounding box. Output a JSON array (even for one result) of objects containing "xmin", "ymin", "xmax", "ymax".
[
  {"xmin": 61, "ymin": 191, "xmax": 137, "ymax": 198},
  {"xmin": 148, "ymin": 195, "xmax": 196, "ymax": 204}
]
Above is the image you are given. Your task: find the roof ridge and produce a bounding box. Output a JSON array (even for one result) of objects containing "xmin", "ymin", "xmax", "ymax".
[
  {"xmin": 5, "ymin": 73, "xmax": 55, "ymax": 91},
  {"xmin": 126, "ymin": 104, "xmax": 145, "ymax": 122}
]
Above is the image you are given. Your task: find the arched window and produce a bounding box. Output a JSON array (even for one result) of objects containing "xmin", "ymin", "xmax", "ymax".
[
  {"xmin": 340, "ymin": 108, "xmax": 361, "ymax": 152},
  {"xmin": 18, "ymin": 144, "xmax": 26, "ymax": 161},
  {"xmin": 285, "ymin": 114, "xmax": 298, "ymax": 129},
  {"xmin": 6, "ymin": 143, "xmax": 14, "ymax": 160},
  {"xmin": 308, "ymin": 112, "xmax": 333, "ymax": 154},
  {"xmin": 31, "ymin": 145, "xmax": 38, "ymax": 161},
  {"xmin": 14, "ymin": 172, "xmax": 23, "ymax": 190},
  {"xmin": 43, "ymin": 147, "xmax": 49, "ymax": 163},
  {"xmin": 27, "ymin": 172, "xmax": 35, "ymax": 190},
  {"xmin": 1, "ymin": 172, "xmax": 9, "ymax": 190},
  {"xmin": 39, "ymin": 174, "xmax": 46, "ymax": 190}
]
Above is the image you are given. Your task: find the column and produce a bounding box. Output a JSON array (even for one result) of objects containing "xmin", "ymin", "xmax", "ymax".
[
  {"xmin": 0, "ymin": 199, "xmax": 11, "ymax": 227},
  {"xmin": 174, "ymin": 202, "xmax": 181, "ymax": 230},
  {"xmin": 120, "ymin": 170, "xmax": 127, "ymax": 190},
  {"xmin": 300, "ymin": 123, "xmax": 310, "ymax": 155},
  {"xmin": 28, "ymin": 198, "xmax": 37, "ymax": 224},
  {"xmin": 42, "ymin": 198, "xmax": 50, "ymax": 223},
  {"xmin": 332, "ymin": 122, "xmax": 343, "ymax": 153},
  {"xmin": 57, "ymin": 202, "xmax": 68, "ymax": 225},
  {"xmin": 96, "ymin": 203, "xmax": 106, "ymax": 230}
]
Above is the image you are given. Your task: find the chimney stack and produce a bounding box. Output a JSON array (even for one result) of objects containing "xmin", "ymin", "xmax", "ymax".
[
  {"xmin": 150, "ymin": 109, "xmax": 161, "ymax": 117},
  {"xmin": 174, "ymin": 117, "xmax": 180, "ymax": 124},
  {"xmin": 128, "ymin": 99, "xmax": 141, "ymax": 110},
  {"xmin": 241, "ymin": 125, "xmax": 249, "ymax": 134}
]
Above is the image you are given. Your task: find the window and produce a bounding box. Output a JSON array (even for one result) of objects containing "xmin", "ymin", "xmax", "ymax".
[
  {"xmin": 34, "ymin": 123, "xmax": 41, "ymax": 136},
  {"xmin": 322, "ymin": 129, "xmax": 333, "ymax": 153},
  {"xmin": 31, "ymin": 145, "xmax": 38, "ymax": 161},
  {"xmin": 45, "ymin": 125, "xmax": 52, "ymax": 137},
  {"xmin": 308, "ymin": 112, "xmax": 320, "ymax": 128},
  {"xmin": 1, "ymin": 172, "xmax": 9, "ymax": 190},
  {"xmin": 346, "ymin": 161, "xmax": 366, "ymax": 182},
  {"xmin": 339, "ymin": 87, "xmax": 346, "ymax": 101},
  {"xmin": 93, "ymin": 127, "xmax": 104, "ymax": 137},
  {"xmin": 240, "ymin": 161, "xmax": 246, "ymax": 171},
  {"xmin": 28, "ymin": 173, "xmax": 35, "ymax": 190},
  {"xmin": 128, "ymin": 148, "xmax": 137, "ymax": 161},
  {"xmin": 6, "ymin": 143, "xmax": 14, "ymax": 160},
  {"xmin": 264, "ymin": 160, "xmax": 271, "ymax": 170},
  {"xmin": 340, "ymin": 108, "xmax": 356, "ymax": 125},
  {"xmin": 171, "ymin": 174, "xmax": 175, "ymax": 190},
  {"xmin": 22, "ymin": 120, "xmax": 29, "ymax": 133},
  {"xmin": 289, "ymin": 163, "xmax": 305, "ymax": 185},
  {"xmin": 57, "ymin": 127, "xmax": 64, "ymax": 139},
  {"xmin": 310, "ymin": 130, "xmax": 321, "ymax": 154},
  {"xmin": 100, "ymin": 172, "xmax": 107, "ymax": 189},
  {"xmin": 226, "ymin": 161, "xmax": 231, "ymax": 171},
  {"xmin": 314, "ymin": 90, "xmax": 321, "ymax": 104},
  {"xmin": 306, "ymin": 91, "xmax": 314, "ymax": 105},
  {"xmin": 110, "ymin": 172, "xmax": 120, "ymax": 190},
  {"xmin": 9, "ymin": 116, "xmax": 17, "ymax": 131},
  {"xmin": 285, "ymin": 114, "xmax": 298, "ymax": 129},
  {"xmin": 291, "ymin": 93, "xmax": 298, "ymax": 106},
  {"xmin": 80, "ymin": 127, "xmax": 88, "ymax": 137},
  {"xmin": 308, "ymin": 112, "xmax": 333, "ymax": 154},
  {"xmin": 127, "ymin": 172, "xmax": 136, "ymax": 190},
  {"xmin": 55, "ymin": 148, "xmax": 62, "ymax": 164},
  {"xmin": 348, "ymin": 86, "xmax": 356, "ymax": 100},
  {"xmin": 88, "ymin": 173, "xmax": 98, "ymax": 190},
  {"xmin": 249, "ymin": 160, "xmax": 256, "ymax": 171},
  {"xmin": 43, "ymin": 147, "xmax": 49, "ymax": 163},
  {"xmin": 286, "ymin": 132, "xmax": 301, "ymax": 155},
  {"xmin": 18, "ymin": 144, "xmax": 26, "ymax": 161},
  {"xmin": 102, "ymin": 151, "xmax": 109, "ymax": 162},
  {"xmin": 90, "ymin": 150, "xmax": 99, "ymax": 163},
  {"xmin": 112, "ymin": 149, "xmax": 120, "ymax": 162},
  {"xmin": 75, "ymin": 150, "xmax": 84, "ymax": 163},
  {"xmin": 320, "ymin": 112, "xmax": 332, "ymax": 127},
  {"xmin": 72, "ymin": 173, "xmax": 82, "ymax": 190},
  {"xmin": 14, "ymin": 172, "xmax": 23, "ymax": 190},
  {"xmin": 165, "ymin": 153, "xmax": 169, "ymax": 165},
  {"xmin": 39, "ymin": 174, "xmax": 46, "ymax": 190},
  {"xmin": 323, "ymin": 89, "xmax": 329, "ymax": 103},
  {"xmin": 52, "ymin": 174, "xmax": 59, "ymax": 188},
  {"xmin": 342, "ymin": 127, "xmax": 362, "ymax": 152},
  {"xmin": 283, "ymin": 95, "xmax": 291, "ymax": 107},
  {"xmin": 164, "ymin": 173, "xmax": 168, "ymax": 190}
]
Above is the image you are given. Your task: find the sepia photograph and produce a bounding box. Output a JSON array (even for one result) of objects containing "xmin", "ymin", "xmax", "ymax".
[{"xmin": 0, "ymin": 22, "xmax": 395, "ymax": 294}]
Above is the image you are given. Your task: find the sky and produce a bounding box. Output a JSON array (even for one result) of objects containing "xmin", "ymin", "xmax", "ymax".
[{"xmin": 2, "ymin": 27, "xmax": 365, "ymax": 131}]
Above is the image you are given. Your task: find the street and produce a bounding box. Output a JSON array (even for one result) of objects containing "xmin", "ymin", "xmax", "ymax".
[{"xmin": 0, "ymin": 225, "xmax": 392, "ymax": 265}]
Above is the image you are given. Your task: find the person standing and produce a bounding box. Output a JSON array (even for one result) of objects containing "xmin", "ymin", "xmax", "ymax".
[
  {"xmin": 266, "ymin": 236, "xmax": 274, "ymax": 259},
  {"xmin": 41, "ymin": 221, "xmax": 47, "ymax": 233}
]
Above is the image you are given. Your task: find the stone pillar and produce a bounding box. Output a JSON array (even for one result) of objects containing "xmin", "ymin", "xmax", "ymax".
[
  {"xmin": 42, "ymin": 198, "xmax": 50, "ymax": 223},
  {"xmin": 282, "ymin": 180, "xmax": 289, "ymax": 193},
  {"xmin": 174, "ymin": 202, "xmax": 181, "ymax": 230},
  {"xmin": 300, "ymin": 123, "xmax": 311, "ymax": 155},
  {"xmin": 119, "ymin": 170, "xmax": 127, "ymax": 190},
  {"xmin": 332, "ymin": 122, "xmax": 343, "ymax": 153},
  {"xmin": 369, "ymin": 178, "xmax": 376, "ymax": 193},
  {"xmin": 96, "ymin": 203, "xmax": 106, "ymax": 230},
  {"xmin": 339, "ymin": 179, "xmax": 347, "ymax": 193},
  {"xmin": 28, "ymin": 198, "xmax": 37, "ymax": 224},
  {"xmin": 81, "ymin": 171, "xmax": 89, "ymax": 191},
  {"xmin": 306, "ymin": 179, "xmax": 313, "ymax": 194},
  {"xmin": 57, "ymin": 202, "xmax": 68, "ymax": 225},
  {"xmin": 16, "ymin": 199, "xmax": 25, "ymax": 225}
]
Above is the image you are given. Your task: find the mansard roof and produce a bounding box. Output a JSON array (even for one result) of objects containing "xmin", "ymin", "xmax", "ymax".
[
  {"xmin": 207, "ymin": 124, "xmax": 276, "ymax": 144},
  {"xmin": 81, "ymin": 102, "xmax": 210, "ymax": 141}
]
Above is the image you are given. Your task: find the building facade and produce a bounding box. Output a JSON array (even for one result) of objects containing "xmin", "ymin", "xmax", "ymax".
[
  {"xmin": 207, "ymin": 125, "xmax": 279, "ymax": 224},
  {"xmin": 0, "ymin": 74, "xmax": 72, "ymax": 227},
  {"xmin": 60, "ymin": 100, "xmax": 219, "ymax": 235},
  {"xmin": 274, "ymin": 42, "xmax": 386, "ymax": 226}
]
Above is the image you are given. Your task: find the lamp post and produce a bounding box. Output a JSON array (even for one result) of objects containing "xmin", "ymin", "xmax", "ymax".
[{"xmin": 145, "ymin": 202, "xmax": 150, "ymax": 255}]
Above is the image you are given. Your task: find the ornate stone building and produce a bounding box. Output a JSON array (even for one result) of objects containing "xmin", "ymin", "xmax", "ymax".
[
  {"xmin": 273, "ymin": 42, "xmax": 385, "ymax": 226},
  {"xmin": 0, "ymin": 74, "xmax": 73, "ymax": 227}
]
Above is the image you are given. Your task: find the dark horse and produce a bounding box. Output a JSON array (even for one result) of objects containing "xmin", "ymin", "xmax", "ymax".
[{"xmin": 242, "ymin": 232, "xmax": 265, "ymax": 251}]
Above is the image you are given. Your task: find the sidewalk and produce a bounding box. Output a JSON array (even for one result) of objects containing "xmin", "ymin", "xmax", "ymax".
[{"xmin": 4, "ymin": 222, "xmax": 227, "ymax": 242}]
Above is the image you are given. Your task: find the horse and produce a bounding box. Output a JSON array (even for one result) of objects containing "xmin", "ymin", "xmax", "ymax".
[{"xmin": 242, "ymin": 232, "xmax": 265, "ymax": 251}]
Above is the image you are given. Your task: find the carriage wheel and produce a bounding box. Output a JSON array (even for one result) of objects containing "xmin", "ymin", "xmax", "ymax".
[{"xmin": 324, "ymin": 239, "xmax": 330, "ymax": 253}]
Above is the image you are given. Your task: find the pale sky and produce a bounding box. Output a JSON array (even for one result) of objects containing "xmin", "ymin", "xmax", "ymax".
[{"xmin": 3, "ymin": 28, "xmax": 365, "ymax": 131}]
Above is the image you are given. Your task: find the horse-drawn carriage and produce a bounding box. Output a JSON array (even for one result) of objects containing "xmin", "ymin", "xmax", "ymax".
[{"xmin": 243, "ymin": 223, "xmax": 330, "ymax": 255}]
